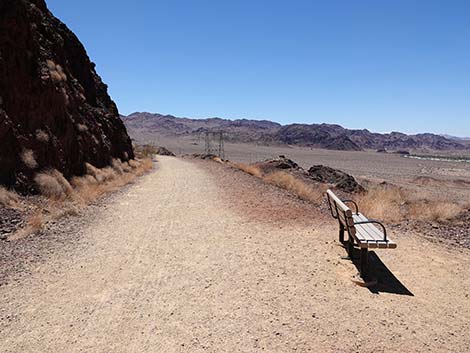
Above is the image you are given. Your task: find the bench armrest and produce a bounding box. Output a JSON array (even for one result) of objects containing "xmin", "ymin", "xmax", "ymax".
[
  {"xmin": 342, "ymin": 199, "xmax": 359, "ymax": 215},
  {"xmin": 354, "ymin": 220, "xmax": 388, "ymax": 241}
]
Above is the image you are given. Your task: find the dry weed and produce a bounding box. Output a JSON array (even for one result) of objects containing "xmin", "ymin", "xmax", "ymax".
[
  {"xmin": 35, "ymin": 129, "xmax": 50, "ymax": 142},
  {"xmin": 0, "ymin": 186, "xmax": 20, "ymax": 208},
  {"xmin": 21, "ymin": 149, "xmax": 38, "ymax": 169},
  {"xmin": 359, "ymin": 185, "xmax": 465, "ymax": 223},
  {"xmin": 264, "ymin": 171, "xmax": 325, "ymax": 204},
  {"xmin": 46, "ymin": 59, "xmax": 67, "ymax": 82},
  {"xmin": 235, "ymin": 163, "xmax": 263, "ymax": 178},
  {"xmin": 34, "ymin": 169, "xmax": 74, "ymax": 200},
  {"xmin": 77, "ymin": 123, "xmax": 88, "ymax": 132}
]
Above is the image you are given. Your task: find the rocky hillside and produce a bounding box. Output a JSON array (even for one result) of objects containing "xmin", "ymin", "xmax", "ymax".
[
  {"xmin": 123, "ymin": 112, "xmax": 466, "ymax": 152},
  {"xmin": 0, "ymin": 0, "xmax": 133, "ymax": 192}
]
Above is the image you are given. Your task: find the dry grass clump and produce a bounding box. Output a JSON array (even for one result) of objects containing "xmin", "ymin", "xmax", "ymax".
[
  {"xmin": 76, "ymin": 123, "xmax": 88, "ymax": 132},
  {"xmin": 34, "ymin": 169, "xmax": 74, "ymax": 200},
  {"xmin": 35, "ymin": 129, "xmax": 50, "ymax": 143},
  {"xmin": 21, "ymin": 149, "xmax": 38, "ymax": 169},
  {"xmin": 235, "ymin": 163, "xmax": 263, "ymax": 178},
  {"xmin": 8, "ymin": 158, "xmax": 153, "ymax": 240},
  {"xmin": 0, "ymin": 186, "xmax": 20, "ymax": 208},
  {"xmin": 265, "ymin": 171, "xmax": 326, "ymax": 204},
  {"xmin": 234, "ymin": 163, "xmax": 325, "ymax": 205},
  {"xmin": 46, "ymin": 59, "xmax": 67, "ymax": 82},
  {"xmin": 134, "ymin": 144, "xmax": 158, "ymax": 158},
  {"xmin": 359, "ymin": 185, "xmax": 465, "ymax": 223}
]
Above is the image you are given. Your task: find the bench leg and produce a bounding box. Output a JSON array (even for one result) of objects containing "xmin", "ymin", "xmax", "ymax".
[
  {"xmin": 347, "ymin": 235, "xmax": 354, "ymax": 258},
  {"xmin": 339, "ymin": 224, "xmax": 345, "ymax": 244},
  {"xmin": 360, "ymin": 248, "xmax": 369, "ymax": 278}
]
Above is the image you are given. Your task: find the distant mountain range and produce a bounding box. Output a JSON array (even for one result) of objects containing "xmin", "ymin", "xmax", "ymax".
[{"xmin": 122, "ymin": 112, "xmax": 468, "ymax": 152}]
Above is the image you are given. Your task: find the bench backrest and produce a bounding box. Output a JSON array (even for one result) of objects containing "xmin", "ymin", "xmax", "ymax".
[{"xmin": 326, "ymin": 189, "xmax": 356, "ymax": 235}]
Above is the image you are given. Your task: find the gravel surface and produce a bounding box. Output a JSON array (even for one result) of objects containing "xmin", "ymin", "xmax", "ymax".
[{"xmin": 0, "ymin": 156, "xmax": 469, "ymax": 352}]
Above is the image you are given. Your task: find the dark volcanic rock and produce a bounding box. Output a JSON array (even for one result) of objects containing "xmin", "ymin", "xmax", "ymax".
[
  {"xmin": 155, "ymin": 146, "xmax": 175, "ymax": 156},
  {"xmin": 255, "ymin": 156, "xmax": 300, "ymax": 174},
  {"xmin": 307, "ymin": 165, "xmax": 365, "ymax": 193},
  {"xmin": 0, "ymin": 0, "xmax": 134, "ymax": 192}
]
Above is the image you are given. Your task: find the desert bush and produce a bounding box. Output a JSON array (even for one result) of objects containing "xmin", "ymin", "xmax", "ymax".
[
  {"xmin": 359, "ymin": 184, "xmax": 464, "ymax": 223},
  {"xmin": 128, "ymin": 159, "xmax": 141, "ymax": 169},
  {"xmin": 46, "ymin": 59, "xmax": 67, "ymax": 82},
  {"xmin": 34, "ymin": 170, "xmax": 71, "ymax": 199},
  {"xmin": 21, "ymin": 149, "xmax": 38, "ymax": 169},
  {"xmin": 35, "ymin": 129, "xmax": 50, "ymax": 142},
  {"xmin": 264, "ymin": 171, "xmax": 325, "ymax": 204},
  {"xmin": 0, "ymin": 186, "xmax": 20, "ymax": 208},
  {"xmin": 112, "ymin": 159, "xmax": 124, "ymax": 175},
  {"xmin": 76, "ymin": 123, "xmax": 88, "ymax": 132},
  {"xmin": 134, "ymin": 144, "xmax": 158, "ymax": 158}
]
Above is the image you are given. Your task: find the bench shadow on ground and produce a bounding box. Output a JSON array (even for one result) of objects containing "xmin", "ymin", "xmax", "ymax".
[{"xmin": 347, "ymin": 246, "xmax": 414, "ymax": 296}]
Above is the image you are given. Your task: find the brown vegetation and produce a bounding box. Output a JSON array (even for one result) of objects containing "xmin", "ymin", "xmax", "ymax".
[
  {"xmin": 0, "ymin": 187, "xmax": 20, "ymax": 208},
  {"xmin": 6, "ymin": 158, "xmax": 153, "ymax": 241},
  {"xmin": 234, "ymin": 162, "xmax": 465, "ymax": 224},
  {"xmin": 358, "ymin": 185, "xmax": 464, "ymax": 223},
  {"xmin": 21, "ymin": 149, "xmax": 38, "ymax": 169},
  {"xmin": 35, "ymin": 129, "xmax": 50, "ymax": 142},
  {"xmin": 234, "ymin": 163, "xmax": 325, "ymax": 204}
]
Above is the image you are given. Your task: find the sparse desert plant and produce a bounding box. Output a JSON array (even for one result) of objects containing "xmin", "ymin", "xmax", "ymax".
[
  {"xmin": 235, "ymin": 163, "xmax": 263, "ymax": 178},
  {"xmin": 46, "ymin": 59, "xmax": 67, "ymax": 82},
  {"xmin": 358, "ymin": 186, "xmax": 406, "ymax": 222},
  {"xmin": 112, "ymin": 159, "xmax": 124, "ymax": 175},
  {"xmin": 0, "ymin": 186, "xmax": 20, "ymax": 208},
  {"xmin": 76, "ymin": 123, "xmax": 88, "ymax": 132},
  {"xmin": 128, "ymin": 159, "xmax": 141, "ymax": 169},
  {"xmin": 34, "ymin": 169, "xmax": 73, "ymax": 200},
  {"xmin": 264, "ymin": 171, "xmax": 326, "ymax": 204},
  {"xmin": 35, "ymin": 129, "xmax": 50, "ymax": 142},
  {"xmin": 134, "ymin": 144, "xmax": 158, "ymax": 158},
  {"xmin": 21, "ymin": 149, "xmax": 38, "ymax": 169},
  {"xmin": 358, "ymin": 184, "xmax": 464, "ymax": 223}
]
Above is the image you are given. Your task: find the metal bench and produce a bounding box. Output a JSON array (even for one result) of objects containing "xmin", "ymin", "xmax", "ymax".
[{"xmin": 326, "ymin": 189, "xmax": 396, "ymax": 278}]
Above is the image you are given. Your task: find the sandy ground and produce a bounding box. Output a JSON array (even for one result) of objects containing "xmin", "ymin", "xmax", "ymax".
[{"xmin": 1, "ymin": 156, "xmax": 469, "ymax": 352}]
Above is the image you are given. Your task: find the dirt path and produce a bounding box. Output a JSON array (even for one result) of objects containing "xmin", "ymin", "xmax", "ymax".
[{"xmin": 1, "ymin": 156, "xmax": 469, "ymax": 352}]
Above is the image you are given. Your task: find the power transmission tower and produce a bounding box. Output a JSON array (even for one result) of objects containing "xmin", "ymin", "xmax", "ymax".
[{"xmin": 204, "ymin": 131, "xmax": 225, "ymax": 159}]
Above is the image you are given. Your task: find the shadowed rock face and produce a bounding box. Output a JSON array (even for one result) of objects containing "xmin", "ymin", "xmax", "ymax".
[
  {"xmin": 308, "ymin": 165, "xmax": 365, "ymax": 193},
  {"xmin": 0, "ymin": 0, "xmax": 134, "ymax": 192}
]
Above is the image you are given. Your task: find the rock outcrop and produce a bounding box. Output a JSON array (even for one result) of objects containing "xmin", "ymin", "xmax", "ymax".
[
  {"xmin": 307, "ymin": 165, "xmax": 365, "ymax": 193},
  {"xmin": 0, "ymin": 0, "xmax": 134, "ymax": 192}
]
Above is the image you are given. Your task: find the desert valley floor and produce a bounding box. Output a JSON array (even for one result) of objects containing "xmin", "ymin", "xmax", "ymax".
[{"xmin": 1, "ymin": 156, "xmax": 469, "ymax": 352}]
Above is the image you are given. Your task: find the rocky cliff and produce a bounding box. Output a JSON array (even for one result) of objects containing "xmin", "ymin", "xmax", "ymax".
[{"xmin": 0, "ymin": 0, "xmax": 134, "ymax": 192}]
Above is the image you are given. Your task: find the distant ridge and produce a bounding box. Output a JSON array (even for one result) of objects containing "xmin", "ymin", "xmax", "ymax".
[{"xmin": 123, "ymin": 112, "xmax": 467, "ymax": 152}]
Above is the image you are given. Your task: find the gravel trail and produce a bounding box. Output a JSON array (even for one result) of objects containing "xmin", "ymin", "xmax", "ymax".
[{"xmin": 1, "ymin": 156, "xmax": 469, "ymax": 352}]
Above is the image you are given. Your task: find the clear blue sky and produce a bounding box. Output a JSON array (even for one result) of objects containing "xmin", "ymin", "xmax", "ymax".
[{"xmin": 47, "ymin": 0, "xmax": 470, "ymax": 136}]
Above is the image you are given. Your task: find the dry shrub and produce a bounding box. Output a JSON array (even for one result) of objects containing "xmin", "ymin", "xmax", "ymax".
[
  {"xmin": 21, "ymin": 149, "xmax": 38, "ymax": 169},
  {"xmin": 76, "ymin": 123, "xmax": 88, "ymax": 132},
  {"xmin": 8, "ymin": 210, "xmax": 44, "ymax": 241},
  {"xmin": 35, "ymin": 129, "xmax": 50, "ymax": 142},
  {"xmin": 359, "ymin": 185, "xmax": 464, "ymax": 223},
  {"xmin": 9, "ymin": 159, "xmax": 153, "ymax": 240},
  {"xmin": 358, "ymin": 186, "xmax": 406, "ymax": 222},
  {"xmin": 264, "ymin": 171, "xmax": 325, "ymax": 204},
  {"xmin": 235, "ymin": 163, "xmax": 263, "ymax": 178},
  {"xmin": 34, "ymin": 169, "xmax": 73, "ymax": 200},
  {"xmin": 46, "ymin": 59, "xmax": 67, "ymax": 82},
  {"xmin": 112, "ymin": 159, "xmax": 124, "ymax": 174},
  {"xmin": 0, "ymin": 186, "xmax": 20, "ymax": 208},
  {"xmin": 409, "ymin": 202, "xmax": 462, "ymax": 223},
  {"xmin": 128, "ymin": 159, "xmax": 141, "ymax": 169},
  {"xmin": 134, "ymin": 144, "xmax": 157, "ymax": 158}
]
